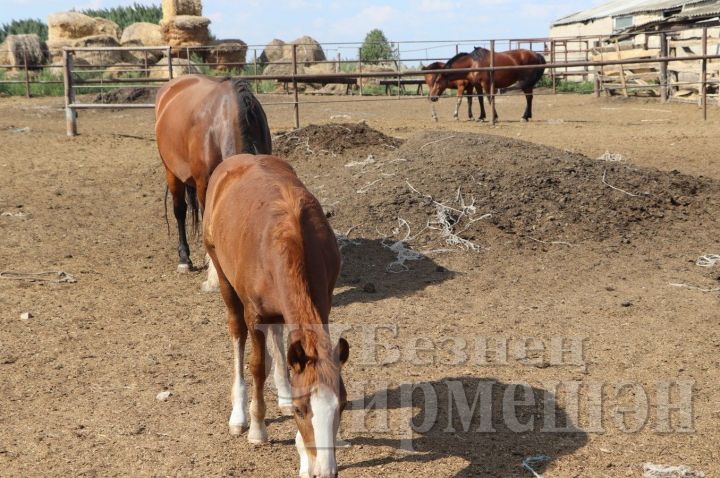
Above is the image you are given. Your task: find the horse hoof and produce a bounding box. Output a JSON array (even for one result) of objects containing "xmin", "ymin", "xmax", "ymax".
[
  {"xmin": 522, "ymin": 117, "xmax": 529, "ymax": 122},
  {"xmin": 177, "ymin": 264, "xmax": 191, "ymax": 273},
  {"xmin": 248, "ymin": 431, "xmax": 269, "ymax": 445},
  {"xmin": 229, "ymin": 424, "xmax": 247, "ymax": 436},
  {"xmin": 201, "ymin": 281, "xmax": 219, "ymax": 293}
]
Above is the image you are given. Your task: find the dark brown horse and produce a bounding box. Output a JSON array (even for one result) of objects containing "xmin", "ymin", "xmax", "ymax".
[
  {"xmin": 203, "ymin": 154, "xmax": 349, "ymax": 478},
  {"xmin": 155, "ymin": 74, "xmax": 272, "ymax": 272},
  {"xmin": 422, "ymin": 61, "xmax": 477, "ymax": 121},
  {"xmin": 429, "ymin": 47, "xmax": 545, "ymax": 122}
]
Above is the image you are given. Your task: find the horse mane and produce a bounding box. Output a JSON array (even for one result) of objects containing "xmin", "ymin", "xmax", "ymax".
[
  {"xmin": 224, "ymin": 77, "xmax": 269, "ymax": 155},
  {"xmin": 431, "ymin": 52, "xmax": 469, "ymax": 85},
  {"xmin": 422, "ymin": 61, "xmax": 445, "ymax": 70},
  {"xmin": 471, "ymin": 47, "xmax": 489, "ymax": 61}
]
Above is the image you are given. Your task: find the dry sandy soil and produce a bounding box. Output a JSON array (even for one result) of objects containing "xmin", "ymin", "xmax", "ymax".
[{"xmin": 1, "ymin": 92, "xmax": 719, "ymax": 477}]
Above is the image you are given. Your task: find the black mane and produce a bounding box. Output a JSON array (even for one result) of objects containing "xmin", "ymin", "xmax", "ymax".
[
  {"xmin": 471, "ymin": 47, "xmax": 490, "ymax": 60},
  {"xmin": 431, "ymin": 52, "xmax": 469, "ymax": 84}
]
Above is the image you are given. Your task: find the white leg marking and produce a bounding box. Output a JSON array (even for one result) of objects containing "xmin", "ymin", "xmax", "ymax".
[
  {"xmin": 267, "ymin": 326, "xmax": 293, "ymax": 415},
  {"xmin": 248, "ymin": 397, "xmax": 268, "ymax": 444},
  {"xmin": 311, "ymin": 385, "xmax": 339, "ymax": 477},
  {"xmin": 201, "ymin": 254, "xmax": 220, "ymax": 292},
  {"xmin": 296, "ymin": 431, "xmax": 310, "ymax": 478},
  {"xmin": 228, "ymin": 337, "xmax": 248, "ymax": 435}
]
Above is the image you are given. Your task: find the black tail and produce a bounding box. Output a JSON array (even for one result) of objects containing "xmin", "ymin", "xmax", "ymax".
[
  {"xmin": 530, "ymin": 54, "xmax": 547, "ymax": 88},
  {"xmin": 186, "ymin": 185, "xmax": 200, "ymax": 237},
  {"xmin": 164, "ymin": 184, "xmax": 170, "ymax": 235}
]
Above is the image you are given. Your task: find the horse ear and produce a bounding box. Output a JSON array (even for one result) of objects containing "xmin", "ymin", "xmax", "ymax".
[
  {"xmin": 287, "ymin": 340, "xmax": 308, "ymax": 373},
  {"xmin": 334, "ymin": 338, "xmax": 349, "ymax": 367}
]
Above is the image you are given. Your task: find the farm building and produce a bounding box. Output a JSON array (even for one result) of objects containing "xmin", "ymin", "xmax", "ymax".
[{"xmin": 550, "ymin": 0, "xmax": 720, "ymax": 39}]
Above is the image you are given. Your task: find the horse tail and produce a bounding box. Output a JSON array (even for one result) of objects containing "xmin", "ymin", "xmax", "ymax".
[
  {"xmin": 185, "ymin": 184, "xmax": 200, "ymax": 237},
  {"xmin": 231, "ymin": 78, "xmax": 272, "ymax": 155},
  {"xmin": 530, "ymin": 53, "xmax": 546, "ymax": 87}
]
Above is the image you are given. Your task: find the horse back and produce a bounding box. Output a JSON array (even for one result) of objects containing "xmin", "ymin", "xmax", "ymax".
[{"xmin": 204, "ymin": 155, "xmax": 339, "ymax": 321}]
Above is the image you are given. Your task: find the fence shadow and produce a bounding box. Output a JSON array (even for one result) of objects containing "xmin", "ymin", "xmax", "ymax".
[
  {"xmin": 333, "ymin": 238, "xmax": 455, "ymax": 306},
  {"xmin": 343, "ymin": 377, "xmax": 588, "ymax": 477}
]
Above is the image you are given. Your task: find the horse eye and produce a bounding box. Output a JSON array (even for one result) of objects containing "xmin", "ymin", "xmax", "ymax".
[{"xmin": 294, "ymin": 407, "xmax": 304, "ymax": 418}]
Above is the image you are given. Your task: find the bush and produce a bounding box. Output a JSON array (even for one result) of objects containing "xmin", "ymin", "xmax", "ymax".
[
  {"xmin": 0, "ymin": 19, "xmax": 48, "ymax": 43},
  {"xmin": 80, "ymin": 2, "xmax": 162, "ymax": 30},
  {"xmin": 360, "ymin": 29, "xmax": 398, "ymax": 63}
]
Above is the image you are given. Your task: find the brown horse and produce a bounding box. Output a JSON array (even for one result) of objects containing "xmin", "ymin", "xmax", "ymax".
[
  {"xmin": 422, "ymin": 61, "xmax": 477, "ymax": 121},
  {"xmin": 155, "ymin": 74, "xmax": 271, "ymax": 272},
  {"xmin": 203, "ymin": 154, "xmax": 349, "ymax": 478},
  {"xmin": 429, "ymin": 47, "xmax": 546, "ymax": 122}
]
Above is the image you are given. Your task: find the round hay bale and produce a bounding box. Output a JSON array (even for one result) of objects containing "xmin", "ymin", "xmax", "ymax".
[
  {"xmin": 161, "ymin": 15, "xmax": 210, "ymax": 47},
  {"xmin": 283, "ymin": 36, "xmax": 326, "ymax": 65},
  {"xmin": 102, "ymin": 63, "xmax": 143, "ymax": 80},
  {"xmin": 48, "ymin": 12, "xmax": 97, "ymax": 42},
  {"xmin": 149, "ymin": 57, "xmax": 200, "ymax": 79},
  {"xmin": 162, "ymin": 0, "xmax": 202, "ymax": 22},
  {"xmin": 209, "ymin": 39, "xmax": 247, "ymax": 71},
  {"xmin": 359, "ymin": 63, "xmax": 396, "ymax": 86},
  {"xmin": 120, "ymin": 40, "xmax": 164, "ymax": 65},
  {"xmin": 72, "ymin": 35, "xmax": 123, "ymax": 67},
  {"xmin": 262, "ymin": 61, "xmax": 302, "ymax": 77},
  {"xmin": 0, "ymin": 34, "xmax": 46, "ymax": 70},
  {"xmin": 259, "ymin": 39, "xmax": 285, "ymax": 65},
  {"xmin": 121, "ymin": 22, "xmax": 164, "ymax": 46},
  {"xmin": 92, "ymin": 17, "xmax": 121, "ymax": 40}
]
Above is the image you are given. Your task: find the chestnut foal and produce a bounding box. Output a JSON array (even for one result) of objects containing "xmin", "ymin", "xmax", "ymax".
[{"xmin": 203, "ymin": 154, "xmax": 349, "ymax": 478}]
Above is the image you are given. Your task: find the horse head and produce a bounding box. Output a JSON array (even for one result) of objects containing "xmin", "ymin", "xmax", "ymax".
[{"xmin": 288, "ymin": 336, "xmax": 350, "ymax": 478}]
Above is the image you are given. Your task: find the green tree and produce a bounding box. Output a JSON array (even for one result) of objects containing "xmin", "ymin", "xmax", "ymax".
[
  {"xmin": 0, "ymin": 19, "xmax": 48, "ymax": 43},
  {"xmin": 80, "ymin": 2, "xmax": 162, "ymax": 30},
  {"xmin": 360, "ymin": 29, "xmax": 397, "ymax": 62}
]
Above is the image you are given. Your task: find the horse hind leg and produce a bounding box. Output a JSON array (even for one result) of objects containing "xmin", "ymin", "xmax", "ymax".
[
  {"xmin": 522, "ymin": 88, "xmax": 534, "ymax": 122},
  {"xmin": 166, "ymin": 171, "xmax": 192, "ymax": 272},
  {"xmin": 467, "ymin": 88, "xmax": 474, "ymax": 120},
  {"xmin": 266, "ymin": 324, "xmax": 293, "ymax": 416},
  {"xmin": 201, "ymin": 253, "xmax": 220, "ymax": 292}
]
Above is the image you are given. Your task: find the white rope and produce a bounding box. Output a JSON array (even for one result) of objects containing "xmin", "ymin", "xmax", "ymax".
[
  {"xmin": 602, "ymin": 169, "xmax": 640, "ymax": 197},
  {"xmin": 0, "ymin": 271, "xmax": 77, "ymax": 283},
  {"xmin": 696, "ymin": 254, "xmax": 720, "ymax": 268},
  {"xmin": 597, "ymin": 151, "xmax": 624, "ymax": 162},
  {"xmin": 669, "ymin": 282, "xmax": 720, "ymax": 293},
  {"xmin": 522, "ymin": 455, "xmax": 551, "ymax": 478}
]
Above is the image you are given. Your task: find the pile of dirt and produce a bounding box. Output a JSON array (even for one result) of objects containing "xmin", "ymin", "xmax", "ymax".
[
  {"xmin": 273, "ymin": 122, "xmax": 403, "ymax": 159},
  {"xmin": 284, "ymin": 126, "xmax": 720, "ymax": 249}
]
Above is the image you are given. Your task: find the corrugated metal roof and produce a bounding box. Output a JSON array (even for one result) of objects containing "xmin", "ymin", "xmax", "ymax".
[
  {"xmin": 552, "ymin": 0, "xmax": 718, "ymax": 26},
  {"xmin": 681, "ymin": 2, "xmax": 720, "ymax": 17}
]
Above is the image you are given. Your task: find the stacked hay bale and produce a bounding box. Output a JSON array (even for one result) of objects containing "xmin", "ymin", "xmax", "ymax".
[
  {"xmin": 161, "ymin": 15, "xmax": 210, "ymax": 48},
  {"xmin": 149, "ymin": 57, "xmax": 200, "ymax": 79},
  {"xmin": 46, "ymin": 12, "xmax": 122, "ymax": 67},
  {"xmin": 0, "ymin": 34, "xmax": 46, "ymax": 72},
  {"xmin": 160, "ymin": 0, "xmax": 210, "ymax": 49},
  {"xmin": 208, "ymin": 39, "xmax": 247, "ymax": 71},
  {"xmin": 259, "ymin": 39, "xmax": 285, "ymax": 65}
]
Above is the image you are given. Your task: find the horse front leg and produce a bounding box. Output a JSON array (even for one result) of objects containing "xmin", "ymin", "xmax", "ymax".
[
  {"xmin": 166, "ymin": 171, "xmax": 192, "ymax": 272},
  {"xmin": 430, "ymin": 101, "xmax": 438, "ymax": 122},
  {"xmin": 522, "ymin": 88, "xmax": 533, "ymax": 121},
  {"xmin": 453, "ymin": 85, "xmax": 465, "ymax": 121},
  {"xmin": 248, "ymin": 323, "xmax": 269, "ymax": 444}
]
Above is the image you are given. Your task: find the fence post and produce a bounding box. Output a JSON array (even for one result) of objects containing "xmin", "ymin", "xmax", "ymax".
[
  {"xmin": 144, "ymin": 50, "xmax": 149, "ymax": 78},
  {"xmin": 550, "ymin": 40, "xmax": 556, "ymax": 94},
  {"xmin": 253, "ymin": 49, "xmax": 259, "ymax": 94},
  {"xmin": 358, "ymin": 47, "xmax": 363, "ymax": 96},
  {"xmin": 659, "ymin": 33, "xmax": 668, "ymax": 102},
  {"xmin": 62, "ymin": 49, "xmax": 77, "ymax": 137},
  {"xmin": 336, "ymin": 52, "xmax": 340, "ymax": 74},
  {"xmin": 615, "ymin": 40, "xmax": 628, "ymax": 98},
  {"xmin": 490, "ymin": 39, "xmax": 496, "ymax": 126},
  {"xmin": 23, "ymin": 48, "xmax": 31, "ymax": 98},
  {"xmin": 701, "ymin": 27, "xmax": 708, "ymax": 120},
  {"xmin": 167, "ymin": 46, "xmax": 174, "ymax": 79},
  {"xmin": 292, "ymin": 44, "xmax": 300, "ymax": 129}
]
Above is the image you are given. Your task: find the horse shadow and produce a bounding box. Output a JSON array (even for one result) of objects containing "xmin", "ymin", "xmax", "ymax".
[
  {"xmin": 342, "ymin": 377, "xmax": 588, "ymax": 477},
  {"xmin": 333, "ymin": 238, "xmax": 455, "ymax": 306}
]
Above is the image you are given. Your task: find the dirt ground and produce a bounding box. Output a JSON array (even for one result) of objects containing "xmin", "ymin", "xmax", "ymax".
[{"xmin": 1, "ymin": 92, "xmax": 719, "ymax": 478}]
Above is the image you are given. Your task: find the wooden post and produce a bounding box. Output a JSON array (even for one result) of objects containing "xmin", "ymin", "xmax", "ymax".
[
  {"xmin": 550, "ymin": 40, "xmax": 556, "ymax": 94},
  {"xmin": 358, "ymin": 47, "xmax": 363, "ymax": 96},
  {"xmin": 396, "ymin": 42, "xmax": 401, "ymax": 98},
  {"xmin": 23, "ymin": 48, "xmax": 31, "ymax": 98},
  {"xmin": 455, "ymin": 44, "xmax": 459, "ymax": 55},
  {"xmin": 167, "ymin": 47, "xmax": 174, "ymax": 79},
  {"xmin": 490, "ymin": 39, "xmax": 496, "ymax": 125},
  {"xmin": 253, "ymin": 49, "xmax": 259, "ymax": 94},
  {"xmin": 336, "ymin": 52, "xmax": 340, "ymax": 73},
  {"xmin": 143, "ymin": 50, "xmax": 149, "ymax": 78},
  {"xmin": 701, "ymin": 27, "xmax": 708, "ymax": 120},
  {"xmin": 292, "ymin": 44, "xmax": 300, "ymax": 129},
  {"xmin": 659, "ymin": 33, "xmax": 668, "ymax": 102},
  {"xmin": 62, "ymin": 49, "xmax": 77, "ymax": 137},
  {"xmin": 584, "ymin": 40, "xmax": 590, "ymax": 81},
  {"xmin": 615, "ymin": 40, "xmax": 628, "ymax": 98}
]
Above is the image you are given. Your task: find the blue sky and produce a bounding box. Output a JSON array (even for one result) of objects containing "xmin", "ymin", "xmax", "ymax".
[{"xmin": 2, "ymin": 0, "xmax": 603, "ymax": 58}]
